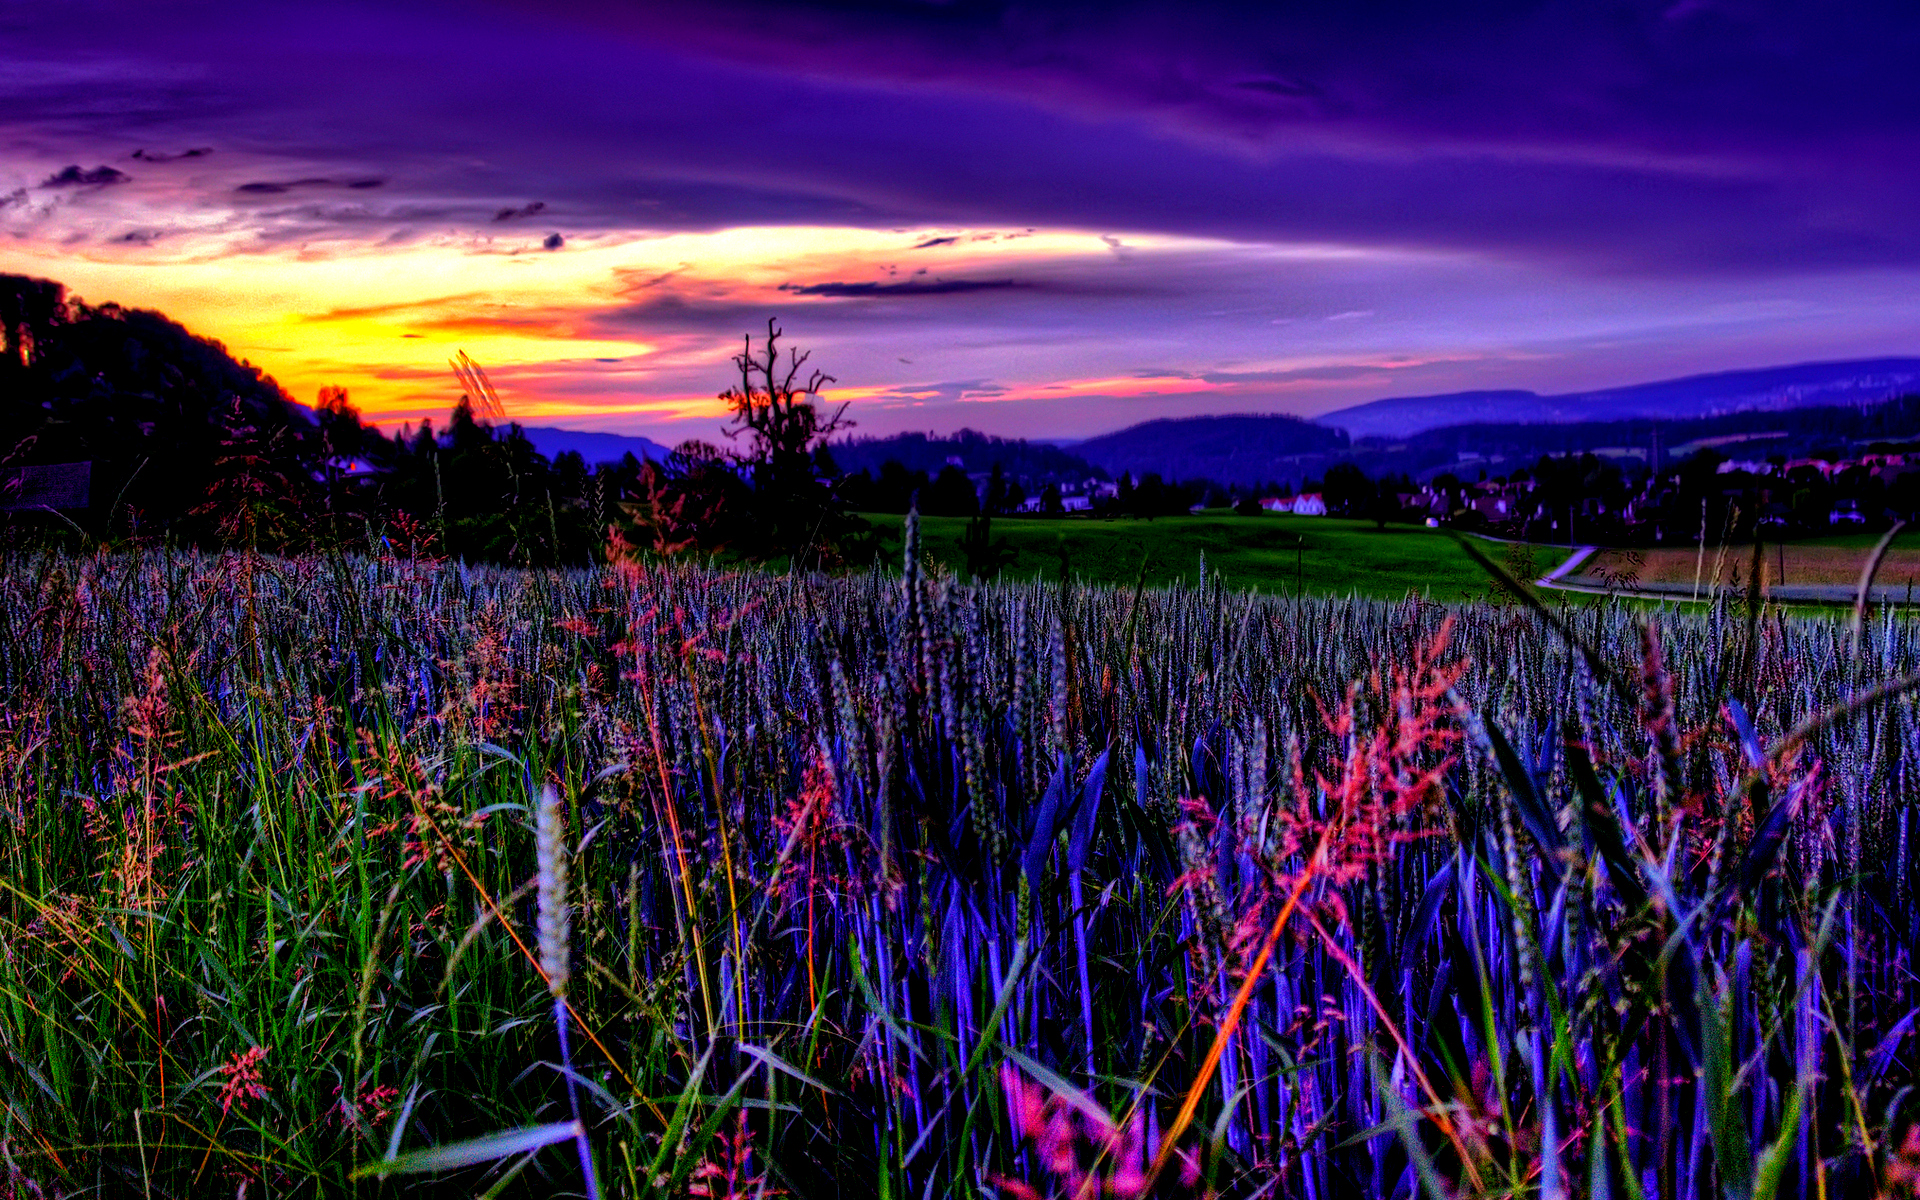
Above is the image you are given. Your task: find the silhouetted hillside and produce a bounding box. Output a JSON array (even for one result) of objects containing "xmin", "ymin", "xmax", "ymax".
[
  {"xmin": 0, "ymin": 272, "xmax": 626, "ymax": 562},
  {"xmin": 1071, "ymin": 414, "xmax": 1348, "ymax": 486},
  {"xmin": 2, "ymin": 273, "xmax": 331, "ymax": 538}
]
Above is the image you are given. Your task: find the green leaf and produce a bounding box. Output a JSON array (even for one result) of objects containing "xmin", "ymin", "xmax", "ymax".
[{"xmin": 351, "ymin": 1121, "xmax": 582, "ymax": 1178}]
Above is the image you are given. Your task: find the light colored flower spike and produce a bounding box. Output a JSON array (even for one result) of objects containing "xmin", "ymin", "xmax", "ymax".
[{"xmin": 535, "ymin": 784, "xmax": 570, "ymax": 999}]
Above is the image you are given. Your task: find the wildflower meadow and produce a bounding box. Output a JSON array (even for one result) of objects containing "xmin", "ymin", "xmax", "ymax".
[{"xmin": 2, "ymin": 525, "xmax": 1919, "ymax": 1198}]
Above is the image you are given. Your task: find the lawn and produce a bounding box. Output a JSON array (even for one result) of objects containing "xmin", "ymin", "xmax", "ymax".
[{"xmin": 861, "ymin": 510, "xmax": 1579, "ymax": 601}]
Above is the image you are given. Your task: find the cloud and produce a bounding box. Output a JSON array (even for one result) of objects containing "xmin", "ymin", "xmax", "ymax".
[
  {"xmin": 779, "ymin": 277, "xmax": 1027, "ymax": 298},
  {"xmin": 872, "ymin": 378, "xmax": 1008, "ymax": 404},
  {"xmin": 235, "ymin": 177, "xmax": 382, "ymax": 195},
  {"xmin": 41, "ymin": 165, "xmax": 128, "ymax": 188},
  {"xmin": 8, "ymin": 0, "xmax": 1918, "ymax": 274},
  {"xmin": 8, "ymin": 0, "xmax": 1920, "ymax": 444},
  {"xmin": 543, "ymin": 232, "xmax": 564, "ymax": 250}
]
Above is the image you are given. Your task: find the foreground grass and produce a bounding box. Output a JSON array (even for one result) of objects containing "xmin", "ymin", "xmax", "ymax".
[
  {"xmin": 862, "ymin": 510, "xmax": 1578, "ymax": 600},
  {"xmin": 1, "ymin": 545, "xmax": 1918, "ymax": 1197}
]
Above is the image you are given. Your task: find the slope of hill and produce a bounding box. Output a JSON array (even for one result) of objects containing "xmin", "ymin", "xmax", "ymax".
[
  {"xmin": 1070, "ymin": 414, "xmax": 1349, "ymax": 486},
  {"xmin": 1349, "ymin": 394, "xmax": 1920, "ymax": 481},
  {"xmin": 519, "ymin": 426, "xmax": 670, "ymax": 466},
  {"xmin": 3, "ymin": 273, "xmax": 328, "ymax": 527},
  {"xmin": 1315, "ymin": 358, "xmax": 1920, "ymax": 439},
  {"xmin": 828, "ymin": 428, "xmax": 1101, "ymax": 482}
]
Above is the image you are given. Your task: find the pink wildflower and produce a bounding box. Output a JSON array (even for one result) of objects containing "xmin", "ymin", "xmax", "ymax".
[{"xmin": 217, "ymin": 1046, "xmax": 269, "ymax": 1116}]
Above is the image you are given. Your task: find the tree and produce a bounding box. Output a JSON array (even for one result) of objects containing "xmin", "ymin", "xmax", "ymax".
[
  {"xmin": 920, "ymin": 465, "xmax": 979, "ymax": 517},
  {"xmin": 620, "ymin": 442, "xmax": 739, "ymax": 556},
  {"xmin": 983, "ymin": 463, "xmax": 1010, "ymax": 515},
  {"xmin": 720, "ymin": 320, "xmax": 869, "ymax": 567},
  {"xmin": 1321, "ymin": 462, "xmax": 1374, "ymax": 516}
]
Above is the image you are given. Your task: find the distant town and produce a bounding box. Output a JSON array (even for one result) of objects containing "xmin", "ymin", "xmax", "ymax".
[{"xmin": 830, "ymin": 419, "xmax": 1920, "ymax": 547}]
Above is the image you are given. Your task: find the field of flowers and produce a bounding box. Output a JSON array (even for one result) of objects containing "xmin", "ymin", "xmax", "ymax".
[{"xmin": 2, "ymin": 526, "xmax": 1919, "ymax": 1198}]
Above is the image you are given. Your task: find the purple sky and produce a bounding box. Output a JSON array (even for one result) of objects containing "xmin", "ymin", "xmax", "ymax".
[{"xmin": 4, "ymin": 0, "xmax": 1919, "ymax": 441}]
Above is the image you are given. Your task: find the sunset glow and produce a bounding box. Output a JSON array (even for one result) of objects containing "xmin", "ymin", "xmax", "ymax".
[{"xmin": 5, "ymin": 1, "xmax": 1919, "ymax": 442}]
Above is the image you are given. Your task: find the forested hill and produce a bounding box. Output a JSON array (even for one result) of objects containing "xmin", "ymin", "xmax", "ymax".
[
  {"xmin": 829, "ymin": 428, "xmax": 1102, "ymax": 482},
  {"xmin": 2, "ymin": 274, "xmax": 330, "ymax": 531},
  {"xmin": 0, "ymin": 273, "xmax": 620, "ymax": 563},
  {"xmin": 1069, "ymin": 414, "xmax": 1349, "ymax": 487},
  {"xmin": 1066, "ymin": 386, "xmax": 1920, "ymax": 488}
]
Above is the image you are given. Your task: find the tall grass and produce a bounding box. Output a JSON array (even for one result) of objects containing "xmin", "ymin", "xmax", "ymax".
[{"xmin": 1, "ymin": 539, "xmax": 1918, "ymax": 1197}]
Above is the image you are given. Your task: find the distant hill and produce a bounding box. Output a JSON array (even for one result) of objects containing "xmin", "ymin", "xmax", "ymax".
[
  {"xmin": 1066, "ymin": 387, "xmax": 1920, "ymax": 490},
  {"xmin": 1071, "ymin": 414, "xmax": 1349, "ymax": 486},
  {"xmin": 829, "ymin": 428, "xmax": 1101, "ymax": 482},
  {"xmin": 1315, "ymin": 358, "xmax": 1920, "ymax": 439},
  {"xmin": 1348, "ymin": 394, "xmax": 1920, "ymax": 482},
  {"xmin": 519, "ymin": 426, "xmax": 670, "ymax": 466}
]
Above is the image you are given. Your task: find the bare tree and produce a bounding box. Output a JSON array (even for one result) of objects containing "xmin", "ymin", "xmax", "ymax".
[{"xmin": 720, "ymin": 319, "xmax": 867, "ymax": 566}]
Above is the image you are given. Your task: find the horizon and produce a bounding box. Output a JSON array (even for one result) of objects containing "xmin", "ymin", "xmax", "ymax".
[
  {"xmin": 7, "ymin": 2, "xmax": 1920, "ymax": 445},
  {"xmin": 482, "ymin": 353, "xmax": 1920, "ymax": 451}
]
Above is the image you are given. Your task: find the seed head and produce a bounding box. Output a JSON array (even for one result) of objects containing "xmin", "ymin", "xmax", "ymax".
[{"xmin": 535, "ymin": 784, "xmax": 570, "ymax": 999}]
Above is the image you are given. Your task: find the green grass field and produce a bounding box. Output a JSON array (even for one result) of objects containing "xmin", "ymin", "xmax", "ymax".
[{"xmin": 861, "ymin": 511, "xmax": 1578, "ymax": 601}]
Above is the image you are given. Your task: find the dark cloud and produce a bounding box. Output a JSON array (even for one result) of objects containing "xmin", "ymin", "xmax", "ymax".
[
  {"xmin": 495, "ymin": 201, "xmax": 547, "ymax": 221},
  {"xmin": 780, "ymin": 278, "xmax": 1026, "ymax": 298},
  {"xmin": 131, "ymin": 147, "xmax": 211, "ymax": 162},
  {"xmin": 542, "ymin": 232, "xmax": 564, "ymax": 249},
  {"xmin": 574, "ymin": 0, "xmax": 1920, "ymax": 161},
  {"xmin": 912, "ymin": 236, "xmax": 957, "ymax": 248},
  {"xmin": 6, "ymin": 1, "xmax": 1917, "ymax": 273},
  {"xmin": 42, "ymin": 165, "xmax": 128, "ymax": 188},
  {"xmin": 235, "ymin": 177, "xmax": 377, "ymax": 195}
]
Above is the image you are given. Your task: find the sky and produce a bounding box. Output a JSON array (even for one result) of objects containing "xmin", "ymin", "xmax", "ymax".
[{"xmin": 5, "ymin": 0, "xmax": 1920, "ymax": 444}]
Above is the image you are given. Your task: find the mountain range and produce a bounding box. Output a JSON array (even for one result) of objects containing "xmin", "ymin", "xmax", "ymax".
[
  {"xmin": 518, "ymin": 425, "xmax": 672, "ymax": 465},
  {"xmin": 517, "ymin": 357, "xmax": 1920, "ymax": 490}
]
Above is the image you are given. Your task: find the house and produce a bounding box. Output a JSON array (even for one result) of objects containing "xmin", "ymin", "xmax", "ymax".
[
  {"xmin": 1259, "ymin": 496, "xmax": 1294, "ymax": 513},
  {"xmin": 1290, "ymin": 493, "xmax": 1328, "ymax": 516}
]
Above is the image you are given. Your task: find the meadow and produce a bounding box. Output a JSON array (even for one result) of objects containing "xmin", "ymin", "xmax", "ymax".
[
  {"xmin": 863, "ymin": 511, "xmax": 1579, "ymax": 600},
  {"xmin": 1, "ymin": 530, "xmax": 1918, "ymax": 1198}
]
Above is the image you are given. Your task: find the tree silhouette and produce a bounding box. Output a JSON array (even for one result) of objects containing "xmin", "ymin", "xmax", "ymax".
[{"xmin": 720, "ymin": 320, "xmax": 869, "ymax": 567}]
